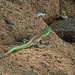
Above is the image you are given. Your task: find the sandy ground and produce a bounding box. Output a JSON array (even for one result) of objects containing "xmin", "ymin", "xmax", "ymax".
[{"xmin": 0, "ymin": 0, "xmax": 75, "ymax": 75}]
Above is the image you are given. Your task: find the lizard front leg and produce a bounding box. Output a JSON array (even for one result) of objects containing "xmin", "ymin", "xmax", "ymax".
[
  {"xmin": 36, "ymin": 41, "xmax": 50, "ymax": 49},
  {"xmin": 40, "ymin": 36, "xmax": 46, "ymax": 44},
  {"xmin": 23, "ymin": 39, "xmax": 28, "ymax": 44},
  {"xmin": 16, "ymin": 39, "xmax": 28, "ymax": 45}
]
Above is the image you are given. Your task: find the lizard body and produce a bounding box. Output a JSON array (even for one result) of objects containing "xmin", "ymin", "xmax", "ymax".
[{"xmin": 0, "ymin": 26, "xmax": 51, "ymax": 58}]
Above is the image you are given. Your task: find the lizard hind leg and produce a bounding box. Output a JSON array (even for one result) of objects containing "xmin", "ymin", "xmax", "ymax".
[
  {"xmin": 40, "ymin": 36, "xmax": 46, "ymax": 44},
  {"xmin": 36, "ymin": 41, "xmax": 50, "ymax": 49},
  {"xmin": 23, "ymin": 39, "xmax": 28, "ymax": 44},
  {"xmin": 40, "ymin": 40, "xmax": 44, "ymax": 44},
  {"xmin": 16, "ymin": 39, "xmax": 28, "ymax": 45}
]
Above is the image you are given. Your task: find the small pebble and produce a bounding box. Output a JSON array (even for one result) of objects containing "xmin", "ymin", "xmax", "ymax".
[
  {"xmin": 19, "ymin": 65, "xmax": 22, "ymax": 67},
  {"xmin": 8, "ymin": 21, "xmax": 14, "ymax": 25},
  {"xmin": 9, "ymin": 44, "xmax": 12, "ymax": 47},
  {"xmin": 0, "ymin": 57, "xmax": 2, "ymax": 59},
  {"xmin": 36, "ymin": 13, "xmax": 45, "ymax": 17},
  {"xmin": 71, "ymin": 63, "xmax": 74, "ymax": 65},
  {"xmin": 27, "ymin": 11, "xmax": 30, "ymax": 14},
  {"xmin": 36, "ymin": 56, "xmax": 39, "ymax": 58},
  {"xmin": 4, "ymin": 49, "xmax": 7, "ymax": 52},
  {"xmin": 5, "ymin": 20, "xmax": 14, "ymax": 25},
  {"xmin": 15, "ymin": 9, "xmax": 19, "ymax": 11},
  {"xmin": 71, "ymin": 58, "xmax": 74, "ymax": 62},
  {"xmin": 33, "ymin": 25, "xmax": 37, "ymax": 28},
  {"xmin": 45, "ymin": 42, "xmax": 49, "ymax": 45},
  {"xmin": 48, "ymin": 61, "xmax": 51, "ymax": 64},
  {"xmin": 1, "ymin": 37, "xmax": 4, "ymax": 40},
  {"xmin": 47, "ymin": 36, "xmax": 51, "ymax": 38},
  {"xmin": 30, "ymin": 66, "xmax": 34, "ymax": 68},
  {"xmin": 29, "ymin": 15, "xmax": 31, "ymax": 18},
  {"xmin": 57, "ymin": 60, "xmax": 62, "ymax": 63},
  {"xmin": 43, "ymin": 54, "xmax": 47, "ymax": 56},
  {"xmin": 27, "ymin": 56, "xmax": 31, "ymax": 57},
  {"xmin": 5, "ymin": 27, "xmax": 8, "ymax": 29},
  {"xmin": 35, "ymin": 49, "xmax": 39, "ymax": 51},
  {"xmin": 50, "ymin": 56, "xmax": 53, "ymax": 59},
  {"xmin": 19, "ymin": 6, "xmax": 23, "ymax": 9},
  {"xmin": 9, "ymin": 11, "xmax": 12, "ymax": 13},
  {"xmin": 25, "ymin": 27, "xmax": 28, "ymax": 29},
  {"xmin": 60, "ymin": 56, "xmax": 63, "ymax": 58},
  {"xmin": 55, "ymin": 56, "xmax": 58, "ymax": 58},
  {"xmin": 15, "ymin": 58, "xmax": 18, "ymax": 60}
]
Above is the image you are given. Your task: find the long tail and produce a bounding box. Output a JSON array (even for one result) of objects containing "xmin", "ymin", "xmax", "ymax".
[{"xmin": 0, "ymin": 44, "xmax": 31, "ymax": 58}]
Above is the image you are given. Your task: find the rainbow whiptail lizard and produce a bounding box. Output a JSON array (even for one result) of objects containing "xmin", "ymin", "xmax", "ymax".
[{"xmin": 0, "ymin": 26, "xmax": 51, "ymax": 59}]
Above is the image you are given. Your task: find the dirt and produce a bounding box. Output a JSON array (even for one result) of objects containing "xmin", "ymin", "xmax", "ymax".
[{"xmin": 0, "ymin": 0, "xmax": 75, "ymax": 75}]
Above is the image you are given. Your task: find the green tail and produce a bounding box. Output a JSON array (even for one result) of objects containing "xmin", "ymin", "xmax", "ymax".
[{"xmin": 0, "ymin": 44, "xmax": 31, "ymax": 58}]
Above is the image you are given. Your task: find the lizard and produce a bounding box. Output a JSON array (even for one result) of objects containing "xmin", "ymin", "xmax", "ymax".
[{"xmin": 0, "ymin": 26, "xmax": 51, "ymax": 59}]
